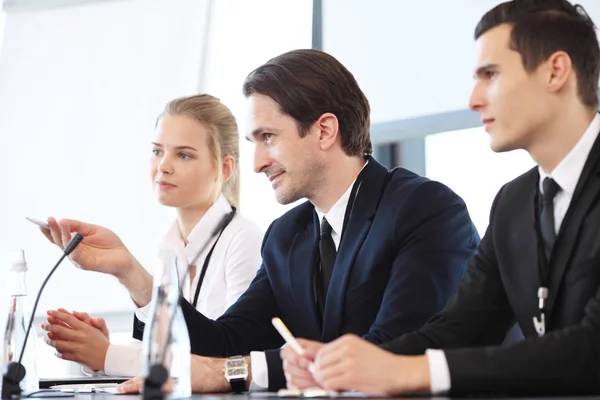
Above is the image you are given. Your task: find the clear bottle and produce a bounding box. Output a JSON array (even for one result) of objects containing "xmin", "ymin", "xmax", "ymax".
[
  {"xmin": 142, "ymin": 257, "xmax": 191, "ymax": 398},
  {"xmin": 1, "ymin": 250, "xmax": 39, "ymax": 393}
]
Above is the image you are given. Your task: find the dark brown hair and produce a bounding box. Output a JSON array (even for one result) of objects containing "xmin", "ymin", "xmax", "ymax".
[
  {"xmin": 475, "ymin": 0, "xmax": 600, "ymax": 109},
  {"xmin": 243, "ymin": 49, "xmax": 372, "ymax": 156}
]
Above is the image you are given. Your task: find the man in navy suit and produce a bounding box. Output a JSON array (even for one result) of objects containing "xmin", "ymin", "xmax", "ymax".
[
  {"xmin": 46, "ymin": 49, "xmax": 479, "ymax": 393},
  {"xmin": 138, "ymin": 48, "xmax": 479, "ymax": 392}
]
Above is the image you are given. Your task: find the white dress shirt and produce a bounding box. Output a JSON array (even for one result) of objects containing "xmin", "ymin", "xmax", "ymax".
[
  {"xmin": 250, "ymin": 161, "xmax": 367, "ymax": 390},
  {"xmin": 103, "ymin": 194, "xmax": 264, "ymax": 377},
  {"xmin": 427, "ymin": 113, "xmax": 600, "ymax": 394}
]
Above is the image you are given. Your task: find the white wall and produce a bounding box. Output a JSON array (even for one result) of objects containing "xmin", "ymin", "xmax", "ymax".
[
  {"xmin": 323, "ymin": 0, "xmax": 600, "ymax": 123},
  {"xmin": 202, "ymin": 0, "xmax": 313, "ymax": 230},
  {"xmin": 0, "ymin": 0, "xmax": 211, "ymax": 318}
]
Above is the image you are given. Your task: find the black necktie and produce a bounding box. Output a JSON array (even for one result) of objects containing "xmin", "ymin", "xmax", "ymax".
[
  {"xmin": 319, "ymin": 217, "xmax": 337, "ymax": 302},
  {"xmin": 540, "ymin": 177, "xmax": 561, "ymax": 260}
]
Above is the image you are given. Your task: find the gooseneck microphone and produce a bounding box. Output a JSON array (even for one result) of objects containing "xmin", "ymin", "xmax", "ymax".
[
  {"xmin": 143, "ymin": 210, "xmax": 236, "ymax": 400},
  {"xmin": 2, "ymin": 233, "xmax": 84, "ymax": 400}
]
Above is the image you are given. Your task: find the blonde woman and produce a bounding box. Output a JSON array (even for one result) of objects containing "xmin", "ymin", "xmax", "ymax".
[{"xmin": 40, "ymin": 94, "xmax": 263, "ymax": 377}]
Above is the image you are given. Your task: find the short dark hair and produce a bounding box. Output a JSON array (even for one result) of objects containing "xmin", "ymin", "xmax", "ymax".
[
  {"xmin": 242, "ymin": 49, "xmax": 372, "ymax": 157},
  {"xmin": 475, "ymin": 0, "xmax": 600, "ymax": 109}
]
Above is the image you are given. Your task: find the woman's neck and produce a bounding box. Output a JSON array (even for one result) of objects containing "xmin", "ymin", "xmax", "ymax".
[{"xmin": 176, "ymin": 202, "xmax": 213, "ymax": 244}]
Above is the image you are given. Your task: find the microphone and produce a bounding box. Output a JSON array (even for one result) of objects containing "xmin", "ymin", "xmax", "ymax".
[
  {"xmin": 2, "ymin": 233, "xmax": 84, "ymax": 399},
  {"xmin": 143, "ymin": 210, "xmax": 236, "ymax": 400}
]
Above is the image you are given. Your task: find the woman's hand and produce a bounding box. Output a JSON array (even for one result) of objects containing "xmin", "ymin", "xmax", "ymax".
[{"xmin": 42, "ymin": 308, "xmax": 111, "ymax": 371}]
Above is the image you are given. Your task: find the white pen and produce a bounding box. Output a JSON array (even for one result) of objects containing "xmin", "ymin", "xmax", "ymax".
[
  {"xmin": 26, "ymin": 217, "xmax": 50, "ymax": 229},
  {"xmin": 271, "ymin": 317, "xmax": 317, "ymax": 374}
]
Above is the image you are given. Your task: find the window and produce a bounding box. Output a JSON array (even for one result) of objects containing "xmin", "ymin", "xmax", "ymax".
[{"xmin": 425, "ymin": 127, "xmax": 536, "ymax": 235}]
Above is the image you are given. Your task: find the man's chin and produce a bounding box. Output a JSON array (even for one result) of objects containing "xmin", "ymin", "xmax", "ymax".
[
  {"xmin": 490, "ymin": 136, "xmax": 519, "ymax": 153},
  {"xmin": 274, "ymin": 188, "xmax": 302, "ymax": 205}
]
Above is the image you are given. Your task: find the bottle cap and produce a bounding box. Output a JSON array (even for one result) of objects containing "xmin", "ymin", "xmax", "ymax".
[{"xmin": 10, "ymin": 249, "xmax": 27, "ymax": 272}]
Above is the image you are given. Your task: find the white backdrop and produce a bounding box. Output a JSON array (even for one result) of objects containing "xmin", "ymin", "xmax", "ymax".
[{"xmin": 0, "ymin": 0, "xmax": 211, "ymax": 317}]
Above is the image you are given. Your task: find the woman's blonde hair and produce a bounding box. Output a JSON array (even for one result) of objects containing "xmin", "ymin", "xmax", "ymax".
[{"xmin": 159, "ymin": 94, "xmax": 240, "ymax": 209}]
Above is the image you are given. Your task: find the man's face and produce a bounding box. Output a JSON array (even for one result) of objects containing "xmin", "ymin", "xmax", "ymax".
[
  {"xmin": 469, "ymin": 23, "xmax": 551, "ymax": 153},
  {"xmin": 245, "ymin": 94, "xmax": 324, "ymax": 205}
]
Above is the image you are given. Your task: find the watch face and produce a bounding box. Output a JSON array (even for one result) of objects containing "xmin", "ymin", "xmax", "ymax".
[
  {"xmin": 229, "ymin": 368, "xmax": 246, "ymax": 376},
  {"xmin": 228, "ymin": 359, "xmax": 246, "ymax": 367}
]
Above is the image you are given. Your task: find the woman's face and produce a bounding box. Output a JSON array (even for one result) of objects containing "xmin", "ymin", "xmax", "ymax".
[{"xmin": 151, "ymin": 114, "xmax": 219, "ymax": 210}]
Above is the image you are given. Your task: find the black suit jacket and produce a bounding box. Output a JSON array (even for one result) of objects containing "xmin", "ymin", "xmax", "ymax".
[
  {"xmin": 382, "ymin": 133, "xmax": 600, "ymax": 395},
  {"xmin": 134, "ymin": 157, "xmax": 479, "ymax": 390}
]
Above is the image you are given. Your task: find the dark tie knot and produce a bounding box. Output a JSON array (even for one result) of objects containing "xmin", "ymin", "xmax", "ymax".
[
  {"xmin": 321, "ymin": 217, "xmax": 333, "ymax": 238},
  {"xmin": 542, "ymin": 177, "xmax": 561, "ymax": 202}
]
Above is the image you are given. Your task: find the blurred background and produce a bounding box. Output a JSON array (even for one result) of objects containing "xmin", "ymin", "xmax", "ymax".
[{"xmin": 0, "ymin": 0, "xmax": 599, "ymax": 379}]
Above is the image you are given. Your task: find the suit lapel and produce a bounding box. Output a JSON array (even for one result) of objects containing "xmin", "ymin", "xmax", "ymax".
[
  {"xmin": 507, "ymin": 171, "xmax": 541, "ymax": 335},
  {"xmin": 547, "ymin": 132, "xmax": 600, "ymax": 315},
  {"xmin": 287, "ymin": 209, "xmax": 321, "ymax": 337},
  {"xmin": 321, "ymin": 158, "xmax": 390, "ymax": 342}
]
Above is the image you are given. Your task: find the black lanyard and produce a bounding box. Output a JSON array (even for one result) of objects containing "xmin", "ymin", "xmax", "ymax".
[
  {"xmin": 532, "ymin": 190, "xmax": 552, "ymax": 336},
  {"xmin": 179, "ymin": 208, "xmax": 236, "ymax": 308}
]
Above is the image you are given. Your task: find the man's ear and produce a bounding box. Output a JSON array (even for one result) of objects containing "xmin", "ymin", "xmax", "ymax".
[
  {"xmin": 315, "ymin": 112, "xmax": 339, "ymax": 151},
  {"xmin": 544, "ymin": 50, "xmax": 573, "ymax": 94}
]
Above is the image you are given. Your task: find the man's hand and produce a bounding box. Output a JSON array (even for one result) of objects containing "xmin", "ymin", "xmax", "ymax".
[
  {"xmin": 313, "ymin": 334, "xmax": 431, "ymax": 395},
  {"xmin": 116, "ymin": 355, "xmax": 252, "ymax": 393},
  {"xmin": 281, "ymin": 338, "xmax": 324, "ymax": 389}
]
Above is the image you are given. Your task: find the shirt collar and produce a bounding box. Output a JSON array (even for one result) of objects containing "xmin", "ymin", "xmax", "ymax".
[
  {"xmin": 315, "ymin": 160, "xmax": 368, "ymax": 237},
  {"xmin": 159, "ymin": 194, "xmax": 233, "ymax": 265},
  {"xmin": 538, "ymin": 113, "xmax": 600, "ymax": 195}
]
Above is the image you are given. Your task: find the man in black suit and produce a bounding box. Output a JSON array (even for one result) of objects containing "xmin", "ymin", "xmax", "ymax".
[
  {"xmin": 42, "ymin": 49, "xmax": 478, "ymax": 392},
  {"xmin": 282, "ymin": 0, "xmax": 600, "ymax": 396}
]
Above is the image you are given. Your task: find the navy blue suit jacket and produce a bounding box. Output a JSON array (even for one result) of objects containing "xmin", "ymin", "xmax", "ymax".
[{"xmin": 134, "ymin": 157, "xmax": 479, "ymax": 390}]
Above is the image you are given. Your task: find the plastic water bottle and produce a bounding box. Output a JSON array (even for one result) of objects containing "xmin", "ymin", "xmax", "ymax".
[
  {"xmin": 142, "ymin": 256, "xmax": 191, "ymax": 398},
  {"xmin": 1, "ymin": 250, "xmax": 39, "ymax": 393}
]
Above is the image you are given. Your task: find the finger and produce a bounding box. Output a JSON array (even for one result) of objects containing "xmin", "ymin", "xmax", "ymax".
[
  {"xmin": 314, "ymin": 357, "xmax": 348, "ymax": 388},
  {"xmin": 53, "ymin": 339, "xmax": 80, "ymax": 355},
  {"xmin": 40, "ymin": 226, "xmax": 55, "ymax": 244},
  {"xmin": 48, "ymin": 310, "xmax": 87, "ymax": 330},
  {"xmin": 297, "ymin": 338, "xmax": 324, "ymax": 358},
  {"xmin": 57, "ymin": 308, "xmax": 74, "ymax": 316},
  {"xmin": 45, "ymin": 316, "xmax": 72, "ymax": 329},
  {"xmin": 43, "ymin": 324, "xmax": 81, "ymax": 341},
  {"xmin": 92, "ymin": 318, "xmax": 110, "ymax": 338},
  {"xmin": 55, "ymin": 352, "xmax": 76, "ymax": 363},
  {"xmin": 58, "ymin": 218, "xmax": 96, "ymax": 237},
  {"xmin": 44, "ymin": 335, "xmax": 57, "ymax": 349},
  {"xmin": 283, "ymin": 362, "xmax": 317, "ymax": 388},
  {"xmin": 117, "ymin": 377, "xmax": 142, "ymax": 393},
  {"xmin": 73, "ymin": 311, "xmax": 91, "ymax": 325},
  {"xmin": 314, "ymin": 336, "xmax": 353, "ymax": 371},
  {"xmin": 281, "ymin": 346, "xmax": 302, "ymax": 364},
  {"xmin": 45, "ymin": 327, "xmax": 76, "ymax": 342},
  {"xmin": 59, "ymin": 221, "xmax": 74, "ymax": 251},
  {"xmin": 47, "ymin": 217, "xmax": 65, "ymax": 249}
]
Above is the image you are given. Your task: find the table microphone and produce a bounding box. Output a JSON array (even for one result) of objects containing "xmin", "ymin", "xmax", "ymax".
[
  {"xmin": 143, "ymin": 211, "xmax": 236, "ymax": 400},
  {"xmin": 2, "ymin": 233, "xmax": 84, "ymax": 400}
]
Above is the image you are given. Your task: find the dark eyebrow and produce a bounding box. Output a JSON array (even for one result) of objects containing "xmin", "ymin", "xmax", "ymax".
[
  {"xmin": 474, "ymin": 63, "xmax": 499, "ymax": 79},
  {"xmin": 245, "ymin": 127, "xmax": 279, "ymax": 142},
  {"xmin": 151, "ymin": 142, "xmax": 198, "ymax": 151}
]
